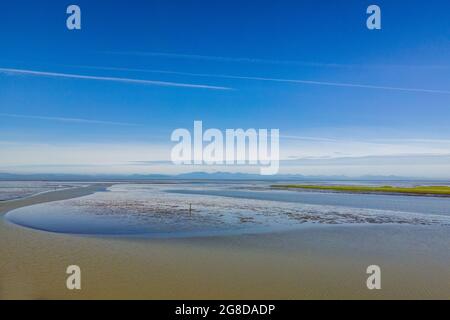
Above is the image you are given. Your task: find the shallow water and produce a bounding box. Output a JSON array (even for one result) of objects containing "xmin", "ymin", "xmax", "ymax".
[
  {"xmin": 0, "ymin": 181, "xmax": 86, "ymax": 201},
  {"xmin": 5, "ymin": 182, "xmax": 450, "ymax": 237},
  {"xmin": 169, "ymin": 186, "xmax": 450, "ymax": 215}
]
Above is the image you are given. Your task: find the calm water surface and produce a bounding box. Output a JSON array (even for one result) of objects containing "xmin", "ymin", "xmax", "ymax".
[{"xmin": 4, "ymin": 181, "xmax": 450, "ymax": 237}]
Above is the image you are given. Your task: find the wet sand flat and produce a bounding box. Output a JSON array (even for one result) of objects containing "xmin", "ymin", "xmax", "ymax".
[
  {"xmin": 0, "ymin": 183, "xmax": 112, "ymax": 215},
  {"xmin": 1, "ymin": 185, "xmax": 450, "ymax": 299}
]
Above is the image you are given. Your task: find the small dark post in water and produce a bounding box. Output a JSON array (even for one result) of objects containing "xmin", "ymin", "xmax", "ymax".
[{"xmin": 189, "ymin": 203, "xmax": 192, "ymax": 215}]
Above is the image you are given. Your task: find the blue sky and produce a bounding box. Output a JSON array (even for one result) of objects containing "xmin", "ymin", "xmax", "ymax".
[{"xmin": 0, "ymin": 0, "xmax": 449, "ymax": 177}]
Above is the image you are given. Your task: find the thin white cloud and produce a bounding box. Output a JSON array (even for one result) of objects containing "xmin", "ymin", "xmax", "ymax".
[
  {"xmin": 105, "ymin": 51, "xmax": 450, "ymax": 69},
  {"xmin": 0, "ymin": 67, "xmax": 232, "ymax": 90},
  {"xmin": 372, "ymin": 138, "xmax": 450, "ymax": 144},
  {"xmin": 281, "ymin": 135, "xmax": 450, "ymax": 146},
  {"xmin": 70, "ymin": 65, "xmax": 450, "ymax": 94},
  {"xmin": 247, "ymin": 76, "xmax": 450, "ymax": 94},
  {"xmin": 0, "ymin": 113, "xmax": 139, "ymax": 126},
  {"xmin": 106, "ymin": 51, "xmax": 342, "ymax": 67},
  {"xmin": 280, "ymin": 135, "xmax": 339, "ymax": 142}
]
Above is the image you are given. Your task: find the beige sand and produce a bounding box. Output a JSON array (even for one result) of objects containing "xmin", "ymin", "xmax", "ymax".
[{"xmin": 1, "ymin": 185, "xmax": 449, "ymax": 299}]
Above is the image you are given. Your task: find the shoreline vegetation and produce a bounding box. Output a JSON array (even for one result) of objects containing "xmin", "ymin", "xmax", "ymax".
[{"xmin": 271, "ymin": 184, "xmax": 450, "ymax": 196}]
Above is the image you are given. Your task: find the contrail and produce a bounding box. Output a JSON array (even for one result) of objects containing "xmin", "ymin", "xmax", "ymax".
[
  {"xmin": 0, "ymin": 113, "xmax": 139, "ymax": 126},
  {"xmin": 72, "ymin": 65, "xmax": 450, "ymax": 95},
  {"xmin": 0, "ymin": 67, "xmax": 232, "ymax": 90},
  {"xmin": 105, "ymin": 51, "xmax": 339, "ymax": 66},
  {"xmin": 105, "ymin": 51, "xmax": 450, "ymax": 69}
]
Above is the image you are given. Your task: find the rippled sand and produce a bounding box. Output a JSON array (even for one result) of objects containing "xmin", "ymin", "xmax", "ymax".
[{"xmin": 1, "ymin": 183, "xmax": 450, "ymax": 299}]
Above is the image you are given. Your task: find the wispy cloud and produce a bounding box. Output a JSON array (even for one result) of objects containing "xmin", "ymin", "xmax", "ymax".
[
  {"xmin": 105, "ymin": 51, "xmax": 450, "ymax": 69},
  {"xmin": 239, "ymin": 76, "xmax": 450, "ymax": 94},
  {"xmin": 0, "ymin": 67, "xmax": 232, "ymax": 90},
  {"xmin": 70, "ymin": 65, "xmax": 450, "ymax": 95},
  {"xmin": 280, "ymin": 153, "xmax": 450, "ymax": 166},
  {"xmin": 106, "ymin": 51, "xmax": 344, "ymax": 67},
  {"xmin": 281, "ymin": 135, "xmax": 339, "ymax": 142},
  {"xmin": 281, "ymin": 135, "xmax": 450, "ymax": 145},
  {"xmin": 0, "ymin": 113, "xmax": 139, "ymax": 126}
]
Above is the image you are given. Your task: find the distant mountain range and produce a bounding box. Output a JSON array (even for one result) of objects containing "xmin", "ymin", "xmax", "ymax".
[{"xmin": 0, "ymin": 172, "xmax": 440, "ymax": 181}]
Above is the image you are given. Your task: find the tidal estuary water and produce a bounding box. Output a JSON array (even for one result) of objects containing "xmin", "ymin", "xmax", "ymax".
[{"xmin": 4, "ymin": 182, "xmax": 450, "ymax": 237}]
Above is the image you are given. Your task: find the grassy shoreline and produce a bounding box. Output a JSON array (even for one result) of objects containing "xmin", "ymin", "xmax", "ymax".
[{"xmin": 271, "ymin": 184, "xmax": 450, "ymax": 196}]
